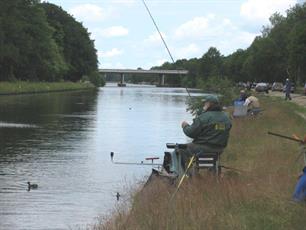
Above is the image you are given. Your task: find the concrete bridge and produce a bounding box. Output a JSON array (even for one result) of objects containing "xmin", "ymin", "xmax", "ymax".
[{"xmin": 98, "ymin": 69, "xmax": 188, "ymax": 86}]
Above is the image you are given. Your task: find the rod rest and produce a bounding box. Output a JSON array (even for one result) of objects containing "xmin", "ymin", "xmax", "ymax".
[{"xmin": 166, "ymin": 143, "xmax": 188, "ymax": 149}]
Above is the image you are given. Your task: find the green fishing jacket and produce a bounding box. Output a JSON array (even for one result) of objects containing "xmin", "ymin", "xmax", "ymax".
[{"xmin": 183, "ymin": 110, "xmax": 232, "ymax": 148}]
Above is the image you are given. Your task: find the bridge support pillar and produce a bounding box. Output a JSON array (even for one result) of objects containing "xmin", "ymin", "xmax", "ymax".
[
  {"xmin": 158, "ymin": 74, "xmax": 165, "ymax": 87},
  {"xmin": 118, "ymin": 73, "xmax": 126, "ymax": 87}
]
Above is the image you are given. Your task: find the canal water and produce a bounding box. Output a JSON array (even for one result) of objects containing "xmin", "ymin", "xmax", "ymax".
[{"xmin": 0, "ymin": 84, "xmax": 199, "ymax": 229}]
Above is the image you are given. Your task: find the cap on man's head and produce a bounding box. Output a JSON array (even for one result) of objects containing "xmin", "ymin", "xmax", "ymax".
[{"xmin": 202, "ymin": 95, "xmax": 219, "ymax": 104}]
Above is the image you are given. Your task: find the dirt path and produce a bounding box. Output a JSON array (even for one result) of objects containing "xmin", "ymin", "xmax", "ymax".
[{"xmin": 268, "ymin": 91, "xmax": 306, "ymax": 107}]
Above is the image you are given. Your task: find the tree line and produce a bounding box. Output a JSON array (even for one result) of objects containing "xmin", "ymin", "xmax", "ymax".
[
  {"xmin": 152, "ymin": 3, "xmax": 306, "ymax": 88},
  {"xmin": 0, "ymin": 0, "xmax": 103, "ymax": 86}
]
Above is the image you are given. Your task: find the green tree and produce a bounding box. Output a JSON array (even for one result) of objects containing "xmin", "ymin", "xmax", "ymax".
[
  {"xmin": 181, "ymin": 58, "xmax": 200, "ymax": 88},
  {"xmin": 244, "ymin": 36, "xmax": 285, "ymax": 82},
  {"xmin": 0, "ymin": 0, "xmax": 67, "ymax": 81},
  {"xmin": 286, "ymin": 3, "xmax": 306, "ymax": 83},
  {"xmin": 41, "ymin": 3, "xmax": 98, "ymax": 82},
  {"xmin": 186, "ymin": 76, "xmax": 238, "ymax": 115},
  {"xmin": 288, "ymin": 22, "xmax": 306, "ymax": 83},
  {"xmin": 199, "ymin": 47, "xmax": 224, "ymax": 79},
  {"xmin": 224, "ymin": 49, "xmax": 249, "ymax": 82}
]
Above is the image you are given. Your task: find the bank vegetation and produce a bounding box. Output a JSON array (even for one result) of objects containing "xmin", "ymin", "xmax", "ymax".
[
  {"xmin": 94, "ymin": 96, "xmax": 306, "ymax": 230},
  {"xmin": 0, "ymin": 81, "xmax": 95, "ymax": 95}
]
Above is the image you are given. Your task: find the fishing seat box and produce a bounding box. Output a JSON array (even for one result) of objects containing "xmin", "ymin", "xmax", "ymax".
[
  {"xmin": 233, "ymin": 100, "xmax": 248, "ymax": 117},
  {"xmin": 194, "ymin": 153, "xmax": 221, "ymax": 175}
]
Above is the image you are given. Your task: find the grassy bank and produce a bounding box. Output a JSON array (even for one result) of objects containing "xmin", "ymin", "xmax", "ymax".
[
  {"xmin": 0, "ymin": 81, "xmax": 95, "ymax": 95},
  {"xmin": 96, "ymin": 95, "xmax": 306, "ymax": 230}
]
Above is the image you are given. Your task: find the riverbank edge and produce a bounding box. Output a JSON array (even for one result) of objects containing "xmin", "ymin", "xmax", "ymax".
[
  {"xmin": 0, "ymin": 81, "xmax": 96, "ymax": 96},
  {"xmin": 95, "ymin": 95, "xmax": 306, "ymax": 230}
]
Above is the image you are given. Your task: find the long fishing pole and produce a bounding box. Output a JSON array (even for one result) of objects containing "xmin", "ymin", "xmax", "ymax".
[
  {"xmin": 268, "ymin": 131, "xmax": 304, "ymax": 144},
  {"xmin": 170, "ymin": 154, "xmax": 196, "ymax": 202},
  {"xmin": 141, "ymin": 0, "xmax": 191, "ymax": 97}
]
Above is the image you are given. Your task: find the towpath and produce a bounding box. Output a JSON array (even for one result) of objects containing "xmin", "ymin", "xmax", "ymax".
[{"xmin": 268, "ymin": 91, "xmax": 306, "ymax": 107}]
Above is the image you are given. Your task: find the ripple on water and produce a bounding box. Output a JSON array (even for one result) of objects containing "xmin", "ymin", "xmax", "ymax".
[{"xmin": 0, "ymin": 122, "xmax": 38, "ymax": 128}]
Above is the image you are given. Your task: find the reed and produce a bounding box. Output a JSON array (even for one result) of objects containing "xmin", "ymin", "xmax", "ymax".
[{"xmin": 96, "ymin": 96, "xmax": 306, "ymax": 230}]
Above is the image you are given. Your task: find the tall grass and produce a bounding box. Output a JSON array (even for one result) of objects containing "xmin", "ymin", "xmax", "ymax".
[
  {"xmin": 95, "ymin": 96, "xmax": 306, "ymax": 230},
  {"xmin": 0, "ymin": 81, "xmax": 95, "ymax": 95}
]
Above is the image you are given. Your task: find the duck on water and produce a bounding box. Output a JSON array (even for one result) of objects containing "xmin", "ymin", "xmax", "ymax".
[{"xmin": 27, "ymin": 182, "xmax": 38, "ymax": 191}]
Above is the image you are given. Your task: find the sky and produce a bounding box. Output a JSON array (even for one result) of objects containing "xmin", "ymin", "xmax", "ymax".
[{"xmin": 45, "ymin": 0, "xmax": 304, "ymax": 69}]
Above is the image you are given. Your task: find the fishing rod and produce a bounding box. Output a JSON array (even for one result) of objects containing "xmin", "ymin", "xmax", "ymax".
[
  {"xmin": 110, "ymin": 152, "xmax": 162, "ymax": 166},
  {"xmin": 141, "ymin": 0, "xmax": 191, "ymax": 97},
  {"xmin": 268, "ymin": 131, "xmax": 306, "ymax": 166},
  {"xmin": 170, "ymin": 154, "xmax": 196, "ymax": 202},
  {"xmin": 268, "ymin": 131, "xmax": 305, "ymax": 144}
]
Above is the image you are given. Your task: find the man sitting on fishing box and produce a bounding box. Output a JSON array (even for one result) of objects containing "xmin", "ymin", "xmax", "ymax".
[{"xmin": 180, "ymin": 95, "xmax": 232, "ymax": 171}]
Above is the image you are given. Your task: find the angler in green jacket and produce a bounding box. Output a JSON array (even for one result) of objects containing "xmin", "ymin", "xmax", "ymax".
[{"xmin": 180, "ymin": 95, "xmax": 232, "ymax": 170}]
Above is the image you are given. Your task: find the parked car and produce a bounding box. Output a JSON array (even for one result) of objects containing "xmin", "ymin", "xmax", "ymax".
[
  {"xmin": 283, "ymin": 83, "xmax": 295, "ymax": 93},
  {"xmin": 237, "ymin": 82, "xmax": 247, "ymax": 88},
  {"xmin": 271, "ymin": 82, "xmax": 284, "ymax": 91},
  {"xmin": 255, "ymin": 83, "xmax": 269, "ymax": 92}
]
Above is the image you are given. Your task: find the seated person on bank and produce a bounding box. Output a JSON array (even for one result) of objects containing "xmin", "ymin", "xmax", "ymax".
[
  {"xmin": 243, "ymin": 95, "xmax": 260, "ymax": 114},
  {"xmin": 238, "ymin": 90, "xmax": 248, "ymax": 101},
  {"xmin": 293, "ymin": 167, "xmax": 306, "ymax": 202},
  {"xmin": 180, "ymin": 95, "xmax": 232, "ymax": 170}
]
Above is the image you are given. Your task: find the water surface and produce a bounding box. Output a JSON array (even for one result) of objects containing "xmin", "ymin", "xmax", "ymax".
[{"xmin": 0, "ymin": 84, "xmax": 195, "ymax": 229}]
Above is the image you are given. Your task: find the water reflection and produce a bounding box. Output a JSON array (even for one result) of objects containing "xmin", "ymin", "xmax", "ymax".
[
  {"xmin": 0, "ymin": 86, "xmax": 196, "ymax": 229},
  {"xmin": 0, "ymin": 122, "xmax": 38, "ymax": 128}
]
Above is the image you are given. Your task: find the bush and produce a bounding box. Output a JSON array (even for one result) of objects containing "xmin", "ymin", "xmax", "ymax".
[
  {"xmin": 87, "ymin": 72, "xmax": 105, "ymax": 87},
  {"xmin": 187, "ymin": 76, "xmax": 239, "ymax": 115}
]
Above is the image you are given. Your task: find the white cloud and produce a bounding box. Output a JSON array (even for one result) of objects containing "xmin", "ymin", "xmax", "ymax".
[
  {"xmin": 99, "ymin": 62, "xmax": 125, "ymax": 68},
  {"xmin": 137, "ymin": 15, "xmax": 258, "ymax": 62},
  {"xmin": 155, "ymin": 59, "xmax": 169, "ymax": 66},
  {"xmin": 240, "ymin": 0, "xmax": 297, "ymax": 22},
  {"xmin": 174, "ymin": 44, "xmax": 200, "ymax": 59},
  {"xmin": 207, "ymin": 13, "xmax": 216, "ymax": 20},
  {"xmin": 98, "ymin": 48, "xmax": 123, "ymax": 58},
  {"xmin": 174, "ymin": 16, "xmax": 211, "ymax": 39},
  {"xmin": 110, "ymin": 62, "xmax": 126, "ymax": 69},
  {"xmin": 100, "ymin": 62, "xmax": 112, "ymax": 68},
  {"xmin": 222, "ymin": 18, "xmax": 232, "ymax": 26},
  {"xmin": 144, "ymin": 32, "xmax": 167, "ymax": 45},
  {"xmin": 143, "ymin": 58, "xmax": 170, "ymax": 69},
  {"xmin": 93, "ymin": 26, "xmax": 129, "ymax": 38},
  {"xmin": 111, "ymin": 0, "xmax": 136, "ymax": 6},
  {"xmin": 239, "ymin": 31, "xmax": 257, "ymax": 44},
  {"xmin": 171, "ymin": 16, "xmax": 259, "ymax": 57},
  {"xmin": 217, "ymin": 31, "xmax": 257, "ymax": 55},
  {"xmin": 69, "ymin": 4, "xmax": 114, "ymax": 22}
]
